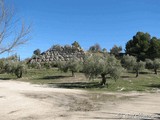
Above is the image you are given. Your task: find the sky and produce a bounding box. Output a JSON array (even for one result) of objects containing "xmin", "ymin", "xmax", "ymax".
[{"xmin": 2, "ymin": 0, "xmax": 160, "ymax": 59}]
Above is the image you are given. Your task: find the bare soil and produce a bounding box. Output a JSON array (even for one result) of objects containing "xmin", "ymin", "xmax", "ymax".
[{"xmin": 0, "ymin": 80, "xmax": 160, "ymax": 120}]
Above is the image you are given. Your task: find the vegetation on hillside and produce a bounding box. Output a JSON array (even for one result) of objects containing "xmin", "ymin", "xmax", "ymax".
[
  {"xmin": 0, "ymin": 0, "xmax": 160, "ymax": 92},
  {"xmin": 0, "ymin": 32, "xmax": 160, "ymax": 91}
]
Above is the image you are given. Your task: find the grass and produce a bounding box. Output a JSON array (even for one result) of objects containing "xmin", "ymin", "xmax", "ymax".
[{"xmin": 0, "ymin": 68, "xmax": 160, "ymax": 92}]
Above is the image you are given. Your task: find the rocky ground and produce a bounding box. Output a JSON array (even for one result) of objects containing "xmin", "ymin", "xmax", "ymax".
[{"xmin": 0, "ymin": 80, "xmax": 160, "ymax": 120}]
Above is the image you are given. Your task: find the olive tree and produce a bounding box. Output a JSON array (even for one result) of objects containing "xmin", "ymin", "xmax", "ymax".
[
  {"xmin": 145, "ymin": 59, "xmax": 153, "ymax": 70},
  {"xmin": 145, "ymin": 58, "xmax": 160, "ymax": 74},
  {"xmin": 13, "ymin": 62, "xmax": 27, "ymax": 78},
  {"xmin": 0, "ymin": 0, "xmax": 30, "ymax": 54},
  {"xmin": 0, "ymin": 58, "xmax": 5, "ymax": 73},
  {"xmin": 153, "ymin": 59, "xmax": 160, "ymax": 74},
  {"xmin": 133, "ymin": 61, "xmax": 146, "ymax": 77},
  {"xmin": 57, "ymin": 58, "xmax": 82, "ymax": 77},
  {"xmin": 4, "ymin": 60, "xmax": 27, "ymax": 78},
  {"xmin": 83, "ymin": 54, "xmax": 122, "ymax": 86},
  {"xmin": 121, "ymin": 55, "xmax": 145, "ymax": 77}
]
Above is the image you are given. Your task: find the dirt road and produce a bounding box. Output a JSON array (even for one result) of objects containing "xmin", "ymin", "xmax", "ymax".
[{"xmin": 0, "ymin": 80, "xmax": 160, "ymax": 120}]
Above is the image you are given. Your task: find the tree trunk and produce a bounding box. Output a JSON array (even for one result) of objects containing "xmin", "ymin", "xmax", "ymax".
[
  {"xmin": 16, "ymin": 70, "xmax": 22, "ymax": 78},
  {"xmin": 136, "ymin": 70, "xmax": 139, "ymax": 78},
  {"xmin": 71, "ymin": 71, "xmax": 75, "ymax": 77},
  {"xmin": 154, "ymin": 68, "xmax": 158, "ymax": 74},
  {"xmin": 101, "ymin": 74, "xmax": 108, "ymax": 87}
]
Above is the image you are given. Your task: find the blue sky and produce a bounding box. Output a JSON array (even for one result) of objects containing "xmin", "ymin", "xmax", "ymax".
[{"xmin": 3, "ymin": 0, "xmax": 160, "ymax": 59}]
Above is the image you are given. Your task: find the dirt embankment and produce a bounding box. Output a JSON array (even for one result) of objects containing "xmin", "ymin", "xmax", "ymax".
[{"xmin": 0, "ymin": 80, "xmax": 160, "ymax": 120}]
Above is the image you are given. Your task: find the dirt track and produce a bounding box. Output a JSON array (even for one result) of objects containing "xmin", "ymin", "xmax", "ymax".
[{"xmin": 0, "ymin": 80, "xmax": 160, "ymax": 120}]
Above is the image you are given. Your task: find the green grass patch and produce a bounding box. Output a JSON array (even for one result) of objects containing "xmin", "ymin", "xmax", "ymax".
[{"xmin": 0, "ymin": 68, "xmax": 160, "ymax": 92}]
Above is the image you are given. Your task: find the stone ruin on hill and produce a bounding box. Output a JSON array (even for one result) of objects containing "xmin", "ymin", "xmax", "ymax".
[{"xmin": 29, "ymin": 45, "xmax": 85, "ymax": 63}]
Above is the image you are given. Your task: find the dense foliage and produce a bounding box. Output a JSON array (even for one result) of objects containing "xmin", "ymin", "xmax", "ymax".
[
  {"xmin": 145, "ymin": 58, "xmax": 160, "ymax": 74},
  {"xmin": 110, "ymin": 45, "xmax": 122, "ymax": 56},
  {"xmin": 1, "ymin": 31, "xmax": 160, "ymax": 87},
  {"xmin": 72, "ymin": 41, "xmax": 82, "ymax": 49},
  {"xmin": 33, "ymin": 49, "xmax": 41, "ymax": 56},
  {"xmin": 147, "ymin": 37, "xmax": 160, "ymax": 59},
  {"xmin": 153, "ymin": 59, "xmax": 160, "ymax": 74},
  {"xmin": 57, "ymin": 58, "xmax": 82, "ymax": 77},
  {"xmin": 5, "ymin": 61, "xmax": 27, "ymax": 78},
  {"xmin": 126, "ymin": 32, "xmax": 160, "ymax": 60},
  {"xmin": 122, "ymin": 55, "xmax": 145, "ymax": 77},
  {"xmin": 0, "ymin": 55, "xmax": 27, "ymax": 78},
  {"xmin": 83, "ymin": 54, "xmax": 123, "ymax": 86},
  {"xmin": 88, "ymin": 43, "xmax": 102, "ymax": 53}
]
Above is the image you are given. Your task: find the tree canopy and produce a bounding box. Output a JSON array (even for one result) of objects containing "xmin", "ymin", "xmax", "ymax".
[
  {"xmin": 126, "ymin": 32, "xmax": 160, "ymax": 61},
  {"xmin": 125, "ymin": 32, "xmax": 150, "ymax": 61},
  {"xmin": 33, "ymin": 49, "xmax": 41, "ymax": 56},
  {"xmin": 147, "ymin": 37, "xmax": 160, "ymax": 59},
  {"xmin": 0, "ymin": 55, "xmax": 27, "ymax": 78},
  {"xmin": 83, "ymin": 54, "xmax": 122, "ymax": 86},
  {"xmin": 57, "ymin": 58, "xmax": 82, "ymax": 77},
  {"xmin": 88, "ymin": 43, "xmax": 101, "ymax": 53},
  {"xmin": 110, "ymin": 45, "xmax": 122, "ymax": 56},
  {"xmin": 72, "ymin": 41, "xmax": 81, "ymax": 49},
  {"xmin": 122, "ymin": 55, "xmax": 145, "ymax": 77},
  {"xmin": 153, "ymin": 59, "xmax": 160, "ymax": 74}
]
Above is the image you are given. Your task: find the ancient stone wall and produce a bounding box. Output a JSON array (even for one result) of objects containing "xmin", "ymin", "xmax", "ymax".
[{"xmin": 29, "ymin": 45, "xmax": 85, "ymax": 63}]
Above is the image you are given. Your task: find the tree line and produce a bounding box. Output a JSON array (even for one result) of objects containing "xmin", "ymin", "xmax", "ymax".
[
  {"xmin": 29, "ymin": 32, "xmax": 160, "ymax": 86},
  {"xmin": 0, "ymin": 0, "xmax": 160, "ymax": 87},
  {"xmin": 1, "ymin": 31, "xmax": 160, "ymax": 87}
]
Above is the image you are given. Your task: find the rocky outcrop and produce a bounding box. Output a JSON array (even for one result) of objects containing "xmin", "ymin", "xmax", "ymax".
[{"xmin": 29, "ymin": 45, "xmax": 85, "ymax": 63}]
